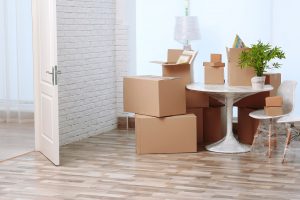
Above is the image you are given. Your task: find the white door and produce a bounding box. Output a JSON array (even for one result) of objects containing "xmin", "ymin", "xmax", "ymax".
[{"xmin": 32, "ymin": 0, "xmax": 60, "ymax": 165}]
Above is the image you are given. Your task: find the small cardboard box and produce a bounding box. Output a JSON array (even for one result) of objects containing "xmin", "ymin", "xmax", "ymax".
[
  {"xmin": 152, "ymin": 49, "xmax": 197, "ymax": 86},
  {"xmin": 135, "ymin": 114, "xmax": 197, "ymax": 154},
  {"xmin": 265, "ymin": 96, "xmax": 283, "ymax": 107},
  {"xmin": 234, "ymin": 73, "xmax": 282, "ymax": 108},
  {"xmin": 264, "ymin": 106, "xmax": 283, "ymax": 116},
  {"xmin": 227, "ymin": 48, "xmax": 256, "ymax": 86},
  {"xmin": 203, "ymin": 107, "xmax": 224, "ymax": 145},
  {"xmin": 186, "ymin": 108, "xmax": 204, "ymax": 144},
  {"xmin": 123, "ymin": 76, "xmax": 186, "ymax": 117},
  {"xmin": 265, "ymin": 73, "xmax": 281, "ymax": 96},
  {"xmin": 203, "ymin": 54, "xmax": 225, "ymax": 85},
  {"xmin": 204, "ymin": 66, "xmax": 225, "ymax": 84},
  {"xmin": 237, "ymin": 107, "xmax": 259, "ymax": 145},
  {"xmin": 186, "ymin": 89, "xmax": 209, "ymax": 108}
]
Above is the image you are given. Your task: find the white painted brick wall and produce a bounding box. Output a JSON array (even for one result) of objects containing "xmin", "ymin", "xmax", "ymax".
[
  {"xmin": 115, "ymin": 22, "xmax": 129, "ymax": 117},
  {"xmin": 57, "ymin": 0, "xmax": 117, "ymax": 145}
]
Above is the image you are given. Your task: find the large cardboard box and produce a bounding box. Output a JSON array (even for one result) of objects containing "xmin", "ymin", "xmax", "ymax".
[
  {"xmin": 209, "ymin": 97, "xmax": 225, "ymax": 107},
  {"xmin": 186, "ymin": 89, "xmax": 209, "ymax": 108},
  {"xmin": 124, "ymin": 76, "xmax": 186, "ymax": 117},
  {"xmin": 186, "ymin": 108, "xmax": 204, "ymax": 144},
  {"xmin": 135, "ymin": 114, "xmax": 197, "ymax": 154},
  {"xmin": 234, "ymin": 73, "xmax": 281, "ymax": 108},
  {"xmin": 227, "ymin": 48, "xmax": 256, "ymax": 86},
  {"xmin": 237, "ymin": 107, "xmax": 259, "ymax": 145},
  {"xmin": 203, "ymin": 107, "xmax": 224, "ymax": 144}
]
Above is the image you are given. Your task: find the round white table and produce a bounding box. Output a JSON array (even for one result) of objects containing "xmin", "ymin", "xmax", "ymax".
[{"xmin": 186, "ymin": 83, "xmax": 273, "ymax": 153}]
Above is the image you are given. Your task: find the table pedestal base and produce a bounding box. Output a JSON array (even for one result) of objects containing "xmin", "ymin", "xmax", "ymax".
[{"xmin": 205, "ymin": 134, "xmax": 251, "ymax": 153}]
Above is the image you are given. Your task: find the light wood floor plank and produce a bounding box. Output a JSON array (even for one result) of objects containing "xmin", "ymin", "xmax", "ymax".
[{"xmin": 0, "ymin": 129, "xmax": 300, "ymax": 199}]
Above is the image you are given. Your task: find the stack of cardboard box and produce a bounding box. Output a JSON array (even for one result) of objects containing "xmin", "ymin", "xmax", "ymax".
[
  {"xmin": 203, "ymin": 54, "xmax": 225, "ymax": 85},
  {"xmin": 264, "ymin": 96, "xmax": 283, "ymax": 116},
  {"xmin": 160, "ymin": 50, "xmax": 225, "ymax": 146},
  {"xmin": 124, "ymin": 75, "xmax": 197, "ymax": 154}
]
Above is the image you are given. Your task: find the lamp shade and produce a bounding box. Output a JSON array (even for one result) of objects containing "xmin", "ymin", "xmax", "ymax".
[{"xmin": 174, "ymin": 16, "xmax": 201, "ymax": 44}]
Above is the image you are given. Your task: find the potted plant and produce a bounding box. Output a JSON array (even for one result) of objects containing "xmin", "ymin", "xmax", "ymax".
[{"xmin": 239, "ymin": 41, "xmax": 285, "ymax": 89}]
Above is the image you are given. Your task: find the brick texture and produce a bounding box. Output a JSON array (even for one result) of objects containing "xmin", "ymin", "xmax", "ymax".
[{"xmin": 57, "ymin": 0, "xmax": 117, "ymax": 145}]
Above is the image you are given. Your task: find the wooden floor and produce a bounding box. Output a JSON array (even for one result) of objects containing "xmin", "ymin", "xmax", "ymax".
[
  {"xmin": 0, "ymin": 122, "xmax": 34, "ymax": 161},
  {"xmin": 1, "ymin": 129, "xmax": 300, "ymax": 200}
]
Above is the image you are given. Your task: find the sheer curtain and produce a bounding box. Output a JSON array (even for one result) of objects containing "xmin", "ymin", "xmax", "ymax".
[{"xmin": 0, "ymin": 0, "xmax": 34, "ymax": 123}]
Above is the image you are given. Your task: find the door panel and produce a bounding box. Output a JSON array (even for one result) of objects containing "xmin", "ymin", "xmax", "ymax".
[{"xmin": 32, "ymin": 0, "xmax": 59, "ymax": 165}]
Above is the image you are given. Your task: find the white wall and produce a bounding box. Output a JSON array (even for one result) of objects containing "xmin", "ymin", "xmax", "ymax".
[
  {"xmin": 136, "ymin": 0, "xmax": 272, "ymax": 83},
  {"xmin": 115, "ymin": 0, "xmax": 136, "ymax": 117},
  {"xmin": 57, "ymin": 0, "xmax": 117, "ymax": 145},
  {"xmin": 272, "ymin": 0, "xmax": 300, "ymax": 115}
]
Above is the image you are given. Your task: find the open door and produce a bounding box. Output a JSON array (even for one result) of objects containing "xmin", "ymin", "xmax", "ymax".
[{"xmin": 32, "ymin": 0, "xmax": 60, "ymax": 165}]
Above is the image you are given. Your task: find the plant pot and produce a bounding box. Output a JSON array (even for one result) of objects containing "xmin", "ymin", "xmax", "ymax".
[{"xmin": 251, "ymin": 76, "xmax": 266, "ymax": 89}]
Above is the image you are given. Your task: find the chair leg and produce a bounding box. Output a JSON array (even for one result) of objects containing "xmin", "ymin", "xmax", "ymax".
[
  {"xmin": 273, "ymin": 121, "xmax": 277, "ymax": 149},
  {"xmin": 268, "ymin": 119, "xmax": 272, "ymax": 158},
  {"xmin": 251, "ymin": 121, "xmax": 261, "ymax": 151},
  {"xmin": 282, "ymin": 125, "xmax": 292, "ymax": 163}
]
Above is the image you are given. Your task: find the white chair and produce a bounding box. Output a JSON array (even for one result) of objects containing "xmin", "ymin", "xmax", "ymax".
[
  {"xmin": 277, "ymin": 115, "xmax": 300, "ymax": 163},
  {"xmin": 249, "ymin": 80, "xmax": 297, "ymax": 157}
]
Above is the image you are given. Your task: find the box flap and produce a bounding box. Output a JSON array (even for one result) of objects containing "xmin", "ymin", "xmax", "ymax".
[{"xmin": 203, "ymin": 62, "xmax": 225, "ymax": 67}]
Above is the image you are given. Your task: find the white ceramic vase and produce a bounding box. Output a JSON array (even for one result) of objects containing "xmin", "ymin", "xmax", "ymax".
[{"xmin": 251, "ymin": 76, "xmax": 266, "ymax": 89}]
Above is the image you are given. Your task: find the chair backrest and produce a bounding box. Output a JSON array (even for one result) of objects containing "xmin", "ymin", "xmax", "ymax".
[{"xmin": 277, "ymin": 80, "xmax": 297, "ymax": 114}]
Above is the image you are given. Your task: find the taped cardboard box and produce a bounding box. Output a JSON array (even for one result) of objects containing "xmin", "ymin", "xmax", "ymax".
[
  {"xmin": 186, "ymin": 89, "xmax": 209, "ymax": 108},
  {"xmin": 203, "ymin": 107, "xmax": 224, "ymax": 145},
  {"xmin": 135, "ymin": 114, "xmax": 197, "ymax": 155},
  {"xmin": 234, "ymin": 73, "xmax": 281, "ymax": 108},
  {"xmin": 237, "ymin": 107, "xmax": 259, "ymax": 145},
  {"xmin": 227, "ymin": 48, "xmax": 256, "ymax": 86},
  {"xmin": 186, "ymin": 108, "xmax": 204, "ymax": 144},
  {"xmin": 123, "ymin": 76, "xmax": 186, "ymax": 117}
]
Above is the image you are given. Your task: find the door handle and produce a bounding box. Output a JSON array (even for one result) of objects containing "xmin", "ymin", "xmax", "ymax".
[{"xmin": 46, "ymin": 67, "xmax": 55, "ymax": 85}]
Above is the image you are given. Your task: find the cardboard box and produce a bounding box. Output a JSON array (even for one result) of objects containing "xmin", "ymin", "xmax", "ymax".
[
  {"xmin": 156, "ymin": 49, "xmax": 198, "ymax": 86},
  {"xmin": 186, "ymin": 108, "xmax": 204, "ymax": 144},
  {"xmin": 124, "ymin": 76, "xmax": 186, "ymax": 117},
  {"xmin": 234, "ymin": 92, "xmax": 269, "ymax": 109},
  {"xmin": 264, "ymin": 106, "xmax": 283, "ymax": 116},
  {"xmin": 209, "ymin": 97, "xmax": 225, "ymax": 107},
  {"xmin": 203, "ymin": 107, "xmax": 224, "ymax": 144},
  {"xmin": 237, "ymin": 108, "xmax": 259, "ymax": 145},
  {"xmin": 135, "ymin": 114, "xmax": 197, "ymax": 154},
  {"xmin": 186, "ymin": 89, "xmax": 209, "ymax": 108},
  {"xmin": 265, "ymin": 73, "xmax": 281, "ymax": 96},
  {"xmin": 211, "ymin": 54, "xmax": 222, "ymax": 62},
  {"xmin": 234, "ymin": 73, "xmax": 282, "ymax": 108},
  {"xmin": 203, "ymin": 54, "xmax": 225, "ymax": 85},
  {"xmin": 227, "ymin": 48, "xmax": 256, "ymax": 86},
  {"xmin": 163, "ymin": 63, "xmax": 191, "ymax": 86},
  {"xmin": 204, "ymin": 66, "xmax": 225, "ymax": 84},
  {"xmin": 265, "ymin": 96, "xmax": 283, "ymax": 107}
]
